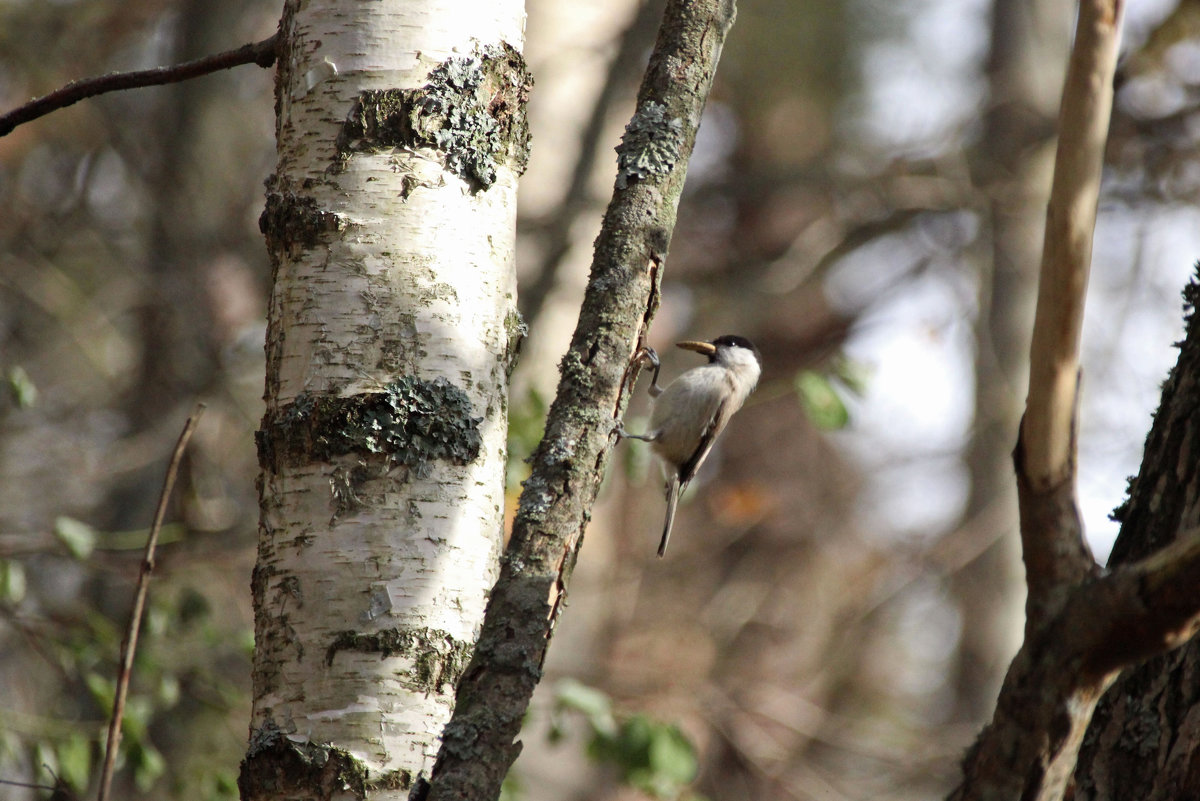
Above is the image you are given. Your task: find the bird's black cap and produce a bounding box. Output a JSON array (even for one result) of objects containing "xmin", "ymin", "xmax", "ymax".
[{"xmin": 711, "ymin": 334, "xmax": 757, "ymax": 352}]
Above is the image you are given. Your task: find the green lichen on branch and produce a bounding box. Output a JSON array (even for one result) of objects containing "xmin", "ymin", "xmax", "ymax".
[
  {"xmin": 325, "ymin": 626, "xmax": 474, "ymax": 693},
  {"xmin": 257, "ymin": 377, "xmax": 482, "ymax": 478},
  {"xmin": 614, "ymin": 101, "xmax": 683, "ymax": 189},
  {"xmin": 336, "ymin": 42, "xmax": 532, "ymax": 191}
]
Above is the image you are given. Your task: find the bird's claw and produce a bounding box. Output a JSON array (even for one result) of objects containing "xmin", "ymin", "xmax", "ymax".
[
  {"xmin": 632, "ymin": 346, "xmax": 664, "ymax": 397},
  {"xmin": 633, "ymin": 346, "xmax": 660, "ymax": 369}
]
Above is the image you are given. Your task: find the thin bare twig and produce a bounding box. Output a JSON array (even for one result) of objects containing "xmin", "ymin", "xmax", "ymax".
[
  {"xmin": 0, "ymin": 35, "xmax": 278, "ymax": 138},
  {"xmin": 0, "ymin": 778, "xmax": 61, "ymax": 793},
  {"xmin": 97, "ymin": 403, "xmax": 205, "ymax": 801}
]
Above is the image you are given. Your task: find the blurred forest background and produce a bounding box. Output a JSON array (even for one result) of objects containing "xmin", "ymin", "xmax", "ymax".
[{"xmin": 3, "ymin": 0, "xmax": 1200, "ymax": 799}]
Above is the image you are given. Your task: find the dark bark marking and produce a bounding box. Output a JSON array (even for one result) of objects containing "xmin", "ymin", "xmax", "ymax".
[
  {"xmin": 335, "ymin": 42, "xmax": 533, "ymax": 192},
  {"xmin": 257, "ymin": 377, "xmax": 483, "ymax": 478},
  {"xmin": 324, "ymin": 626, "xmax": 474, "ymax": 694}
]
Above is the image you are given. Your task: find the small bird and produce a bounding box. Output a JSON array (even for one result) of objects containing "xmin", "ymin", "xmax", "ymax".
[{"xmin": 619, "ymin": 335, "xmax": 762, "ymax": 556}]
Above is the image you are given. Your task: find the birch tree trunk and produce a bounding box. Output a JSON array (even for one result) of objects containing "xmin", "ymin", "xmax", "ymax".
[{"xmin": 240, "ymin": 1, "xmax": 529, "ymax": 798}]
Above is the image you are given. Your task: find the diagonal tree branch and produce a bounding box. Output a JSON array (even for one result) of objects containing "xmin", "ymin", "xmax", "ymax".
[
  {"xmin": 1073, "ymin": 269, "xmax": 1200, "ymax": 794},
  {"xmin": 423, "ymin": 1, "xmax": 738, "ymax": 799},
  {"xmin": 0, "ymin": 34, "xmax": 279, "ymax": 138},
  {"xmin": 1077, "ymin": 530, "xmax": 1200, "ymax": 678}
]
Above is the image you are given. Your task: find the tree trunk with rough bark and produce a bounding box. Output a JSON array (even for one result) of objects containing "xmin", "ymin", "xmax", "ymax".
[
  {"xmin": 1071, "ymin": 272, "xmax": 1200, "ymax": 797},
  {"xmin": 239, "ymin": 0, "xmax": 529, "ymax": 798}
]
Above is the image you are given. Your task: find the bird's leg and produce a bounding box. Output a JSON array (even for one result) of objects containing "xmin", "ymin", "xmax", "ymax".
[
  {"xmin": 615, "ymin": 425, "xmax": 656, "ymax": 442},
  {"xmin": 611, "ymin": 417, "xmax": 657, "ymax": 442},
  {"xmin": 633, "ymin": 346, "xmax": 664, "ymax": 398},
  {"xmin": 614, "ymin": 346, "xmax": 664, "ymax": 441}
]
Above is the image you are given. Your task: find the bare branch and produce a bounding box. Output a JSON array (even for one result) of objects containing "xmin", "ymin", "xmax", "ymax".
[
  {"xmin": 1014, "ymin": 0, "xmax": 1125, "ymax": 618},
  {"xmin": 0, "ymin": 35, "xmax": 278, "ymax": 138},
  {"xmin": 1081, "ymin": 530, "xmax": 1200, "ymax": 678},
  {"xmin": 1022, "ymin": 0, "xmax": 1123, "ymax": 490},
  {"xmin": 97, "ymin": 403, "xmax": 205, "ymax": 801}
]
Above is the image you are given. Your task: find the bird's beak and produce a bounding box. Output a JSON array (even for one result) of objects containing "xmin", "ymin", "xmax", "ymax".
[{"xmin": 676, "ymin": 340, "xmax": 716, "ymax": 356}]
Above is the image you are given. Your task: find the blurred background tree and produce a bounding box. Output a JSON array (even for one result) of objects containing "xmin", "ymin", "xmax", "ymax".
[{"xmin": 2, "ymin": 0, "xmax": 1199, "ymax": 799}]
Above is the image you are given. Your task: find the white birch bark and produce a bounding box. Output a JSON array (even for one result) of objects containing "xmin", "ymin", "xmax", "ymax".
[{"xmin": 243, "ymin": 0, "xmax": 526, "ymax": 796}]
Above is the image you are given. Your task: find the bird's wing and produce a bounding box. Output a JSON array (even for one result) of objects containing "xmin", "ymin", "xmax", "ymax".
[{"xmin": 677, "ymin": 394, "xmax": 737, "ymax": 489}]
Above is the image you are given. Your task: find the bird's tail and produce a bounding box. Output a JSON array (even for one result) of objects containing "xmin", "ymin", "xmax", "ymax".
[{"xmin": 658, "ymin": 475, "xmax": 682, "ymax": 557}]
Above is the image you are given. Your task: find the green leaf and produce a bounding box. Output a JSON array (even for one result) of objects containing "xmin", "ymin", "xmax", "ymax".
[
  {"xmin": 178, "ymin": 586, "xmax": 212, "ymax": 625},
  {"xmin": 7, "ymin": 365, "xmax": 37, "ymax": 408},
  {"xmin": 554, "ymin": 682, "xmax": 701, "ymax": 800},
  {"xmin": 54, "ymin": 516, "xmax": 97, "ymax": 560},
  {"xmin": 506, "ymin": 388, "xmax": 549, "ymax": 490},
  {"xmin": 0, "ymin": 559, "xmax": 26, "ymax": 603},
  {"xmin": 146, "ymin": 604, "xmax": 170, "ymax": 638},
  {"xmin": 84, "ymin": 672, "xmax": 115, "ymax": 714},
  {"xmin": 614, "ymin": 714, "xmax": 653, "ymax": 768},
  {"xmin": 212, "ymin": 770, "xmax": 239, "ymax": 798},
  {"xmin": 647, "ymin": 724, "xmax": 697, "ymax": 785},
  {"xmin": 555, "ymin": 679, "xmax": 612, "ymax": 718},
  {"xmin": 831, "ymin": 355, "xmax": 870, "ymax": 396},
  {"xmin": 130, "ymin": 740, "xmax": 166, "ymax": 791},
  {"xmin": 554, "ymin": 679, "xmax": 616, "ymax": 738},
  {"xmin": 122, "ymin": 696, "xmax": 153, "ymax": 740},
  {"xmin": 56, "ymin": 731, "xmax": 93, "ymax": 791},
  {"xmin": 617, "ymin": 416, "xmax": 653, "ymax": 482},
  {"xmin": 158, "ymin": 673, "xmax": 181, "ymax": 708},
  {"xmin": 34, "ymin": 741, "xmax": 59, "ymax": 785},
  {"xmin": 795, "ymin": 370, "xmax": 850, "ymax": 430},
  {"xmin": 237, "ymin": 628, "xmax": 256, "ymax": 656}
]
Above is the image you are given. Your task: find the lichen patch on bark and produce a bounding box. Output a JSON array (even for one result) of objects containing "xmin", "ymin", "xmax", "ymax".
[
  {"xmin": 257, "ymin": 377, "xmax": 483, "ymax": 478},
  {"xmin": 335, "ymin": 42, "xmax": 533, "ymax": 191},
  {"xmin": 615, "ymin": 101, "xmax": 684, "ymax": 189},
  {"xmin": 239, "ymin": 718, "xmax": 374, "ymax": 801},
  {"xmin": 325, "ymin": 626, "xmax": 474, "ymax": 693},
  {"xmin": 260, "ymin": 186, "xmax": 347, "ymax": 255}
]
